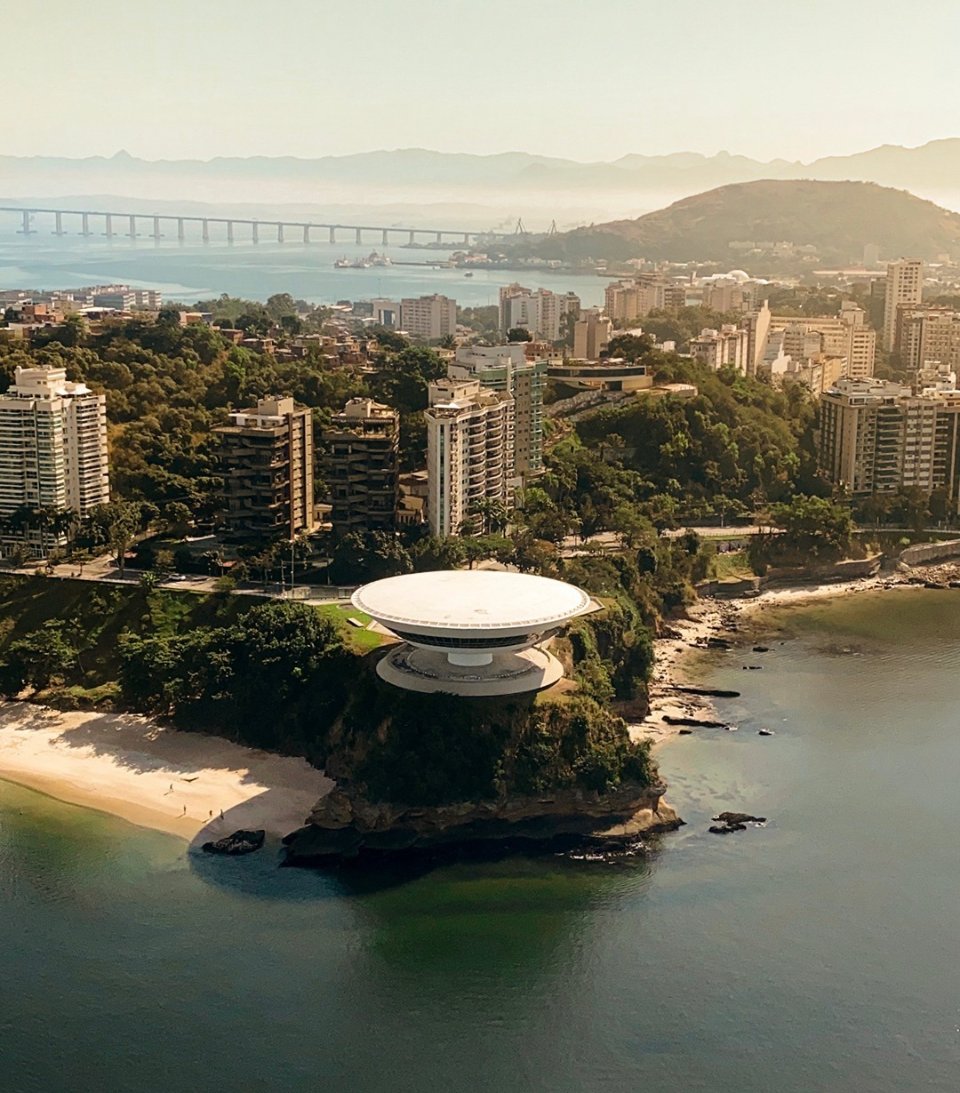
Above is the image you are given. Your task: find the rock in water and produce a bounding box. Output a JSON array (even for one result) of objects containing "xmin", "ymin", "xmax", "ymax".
[
  {"xmin": 714, "ymin": 811, "xmax": 766, "ymax": 825},
  {"xmin": 202, "ymin": 829, "xmax": 266, "ymax": 856}
]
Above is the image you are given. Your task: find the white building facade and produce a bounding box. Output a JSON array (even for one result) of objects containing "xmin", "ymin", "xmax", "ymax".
[
  {"xmin": 0, "ymin": 366, "xmax": 109, "ymax": 556},
  {"xmin": 424, "ymin": 377, "xmax": 514, "ymax": 538}
]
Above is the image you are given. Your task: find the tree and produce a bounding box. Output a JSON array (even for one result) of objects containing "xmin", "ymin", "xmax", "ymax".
[
  {"xmin": 84, "ymin": 501, "xmax": 145, "ymax": 574},
  {"xmin": 2, "ymin": 621, "xmax": 78, "ymax": 693},
  {"xmin": 507, "ymin": 327, "xmax": 532, "ymax": 342},
  {"xmin": 766, "ymin": 494, "xmax": 853, "ymax": 560}
]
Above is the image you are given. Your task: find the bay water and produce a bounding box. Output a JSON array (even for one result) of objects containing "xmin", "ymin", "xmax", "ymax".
[
  {"xmin": 0, "ymin": 232, "xmax": 608, "ymax": 309},
  {"xmin": 2, "ymin": 589, "xmax": 959, "ymax": 1091}
]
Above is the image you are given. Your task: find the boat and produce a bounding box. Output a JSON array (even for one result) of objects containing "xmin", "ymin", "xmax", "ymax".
[{"xmin": 464, "ymin": 271, "xmax": 474, "ymax": 277}]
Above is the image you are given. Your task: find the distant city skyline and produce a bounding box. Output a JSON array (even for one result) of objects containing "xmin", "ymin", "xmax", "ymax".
[{"xmin": 6, "ymin": 0, "xmax": 959, "ymax": 163}]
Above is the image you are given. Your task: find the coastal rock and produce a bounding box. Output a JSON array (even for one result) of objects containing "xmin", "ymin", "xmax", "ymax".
[
  {"xmin": 709, "ymin": 823, "xmax": 746, "ymax": 834},
  {"xmin": 663, "ymin": 715, "xmax": 728, "ymax": 728},
  {"xmin": 283, "ymin": 783, "xmax": 683, "ymax": 864},
  {"xmin": 714, "ymin": 812, "xmax": 766, "ymax": 825},
  {"xmin": 201, "ymin": 829, "xmax": 266, "ymax": 856}
]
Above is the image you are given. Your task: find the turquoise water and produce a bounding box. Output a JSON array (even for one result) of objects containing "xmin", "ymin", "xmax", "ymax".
[{"xmin": 3, "ymin": 589, "xmax": 960, "ymax": 1092}]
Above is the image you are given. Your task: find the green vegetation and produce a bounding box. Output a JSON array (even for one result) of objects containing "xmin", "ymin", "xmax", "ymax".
[{"xmin": 0, "ymin": 575, "xmax": 657, "ymax": 806}]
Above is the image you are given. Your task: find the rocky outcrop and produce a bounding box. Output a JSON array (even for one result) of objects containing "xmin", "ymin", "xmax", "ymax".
[
  {"xmin": 202, "ymin": 829, "xmax": 266, "ymax": 855},
  {"xmin": 283, "ymin": 782, "xmax": 682, "ymax": 864}
]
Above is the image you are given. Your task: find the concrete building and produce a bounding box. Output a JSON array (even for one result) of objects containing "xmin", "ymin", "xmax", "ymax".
[
  {"xmin": 547, "ymin": 359, "xmax": 652, "ymax": 393},
  {"xmin": 371, "ymin": 298, "xmax": 402, "ymax": 328},
  {"xmin": 322, "ymin": 398, "xmax": 399, "ymax": 536},
  {"xmin": 400, "ymin": 294, "xmax": 457, "ymax": 341},
  {"xmin": 819, "ymin": 377, "xmax": 960, "ymax": 502},
  {"xmin": 573, "ymin": 309, "xmax": 612, "ymax": 360},
  {"xmin": 424, "ymin": 377, "xmax": 514, "ymax": 538},
  {"xmin": 899, "ymin": 307, "xmax": 960, "ymax": 375},
  {"xmin": 498, "ymin": 284, "xmax": 580, "ymax": 342},
  {"xmin": 768, "ymin": 304, "xmax": 876, "ymax": 380},
  {"xmin": 741, "ymin": 301, "xmax": 772, "ymax": 377},
  {"xmin": 449, "ymin": 344, "xmax": 546, "ymax": 477},
  {"xmin": 0, "ymin": 366, "xmax": 109, "ymax": 557},
  {"xmin": 604, "ymin": 277, "xmax": 684, "ymax": 325},
  {"xmin": 689, "ymin": 325, "xmax": 750, "ymax": 372},
  {"xmin": 354, "ymin": 570, "xmax": 593, "ymax": 696},
  {"xmin": 215, "ymin": 396, "xmax": 315, "ymax": 542},
  {"xmin": 882, "ymin": 258, "xmax": 923, "ymax": 351}
]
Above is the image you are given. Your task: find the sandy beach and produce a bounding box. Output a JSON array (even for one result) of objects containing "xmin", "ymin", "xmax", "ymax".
[{"xmin": 0, "ymin": 701, "xmax": 332, "ymax": 844}]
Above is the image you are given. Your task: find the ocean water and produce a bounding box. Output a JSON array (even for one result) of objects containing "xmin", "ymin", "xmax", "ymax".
[
  {"xmin": 0, "ymin": 229, "xmax": 608, "ymax": 308},
  {"xmin": 2, "ymin": 589, "xmax": 960, "ymax": 1092}
]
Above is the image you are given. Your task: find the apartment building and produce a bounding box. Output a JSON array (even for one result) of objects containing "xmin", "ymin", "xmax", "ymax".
[
  {"xmin": 768, "ymin": 303, "xmax": 876, "ymax": 380},
  {"xmin": 819, "ymin": 377, "xmax": 960, "ymax": 502},
  {"xmin": 0, "ymin": 366, "xmax": 109, "ymax": 557},
  {"xmin": 322, "ymin": 398, "xmax": 399, "ymax": 536},
  {"xmin": 400, "ymin": 294, "xmax": 457, "ymax": 341},
  {"xmin": 882, "ymin": 258, "xmax": 923, "ymax": 351},
  {"xmin": 689, "ymin": 325, "xmax": 750, "ymax": 372},
  {"xmin": 448, "ymin": 344, "xmax": 546, "ymax": 477},
  {"xmin": 215, "ymin": 396, "xmax": 315, "ymax": 541},
  {"xmin": 899, "ymin": 307, "xmax": 960, "ymax": 374},
  {"xmin": 498, "ymin": 284, "xmax": 580, "ymax": 342},
  {"xmin": 424, "ymin": 378, "xmax": 514, "ymax": 538},
  {"xmin": 573, "ymin": 309, "xmax": 613, "ymax": 360},
  {"xmin": 604, "ymin": 277, "xmax": 685, "ymax": 325}
]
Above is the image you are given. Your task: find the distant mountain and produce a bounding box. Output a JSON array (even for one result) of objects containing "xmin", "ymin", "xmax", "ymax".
[
  {"xmin": 518, "ymin": 180, "xmax": 960, "ymax": 265},
  {"xmin": 3, "ymin": 141, "xmax": 960, "ymax": 210}
]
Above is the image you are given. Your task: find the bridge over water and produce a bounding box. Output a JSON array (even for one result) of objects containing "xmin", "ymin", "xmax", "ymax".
[{"xmin": 0, "ymin": 205, "xmax": 519, "ymax": 247}]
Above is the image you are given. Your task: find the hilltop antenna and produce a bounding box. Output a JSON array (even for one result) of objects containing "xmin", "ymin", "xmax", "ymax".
[
  {"xmin": 513, "ymin": 217, "xmax": 528, "ymax": 236},
  {"xmin": 547, "ymin": 219, "xmax": 558, "ymax": 236}
]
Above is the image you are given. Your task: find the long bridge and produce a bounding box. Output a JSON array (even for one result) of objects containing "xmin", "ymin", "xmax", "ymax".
[{"xmin": 0, "ymin": 205, "xmax": 519, "ymax": 247}]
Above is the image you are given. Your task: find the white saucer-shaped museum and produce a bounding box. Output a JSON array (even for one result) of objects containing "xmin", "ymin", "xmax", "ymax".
[{"xmin": 352, "ymin": 570, "xmax": 594, "ymax": 696}]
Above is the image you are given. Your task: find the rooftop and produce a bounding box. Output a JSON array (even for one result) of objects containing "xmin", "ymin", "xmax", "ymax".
[{"xmin": 352, "ymin": 570, "xmax": 591, "ymax": 633}]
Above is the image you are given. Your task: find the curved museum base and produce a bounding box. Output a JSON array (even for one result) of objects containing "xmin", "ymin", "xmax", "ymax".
[{"xmin": 376, "ymin": 644, "xmax": 564, "ymax": 696}]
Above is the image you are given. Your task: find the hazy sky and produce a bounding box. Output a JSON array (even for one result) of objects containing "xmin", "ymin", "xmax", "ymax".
[{"xmin": 6, "ymin": 0, "xmax": 958, "ymax": 162}]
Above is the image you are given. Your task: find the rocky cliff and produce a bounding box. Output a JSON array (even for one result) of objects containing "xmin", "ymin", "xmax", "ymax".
[{"xmin": 283, "ymin": 781, "xmax": 682, "ymax": 863}]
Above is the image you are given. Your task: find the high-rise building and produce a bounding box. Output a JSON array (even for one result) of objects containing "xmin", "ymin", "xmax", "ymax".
[
  {"xmin": 424, "ymin": 378, "xmax": 514, "ymax": 538},
  {"xmin": 882, "ymin": 258, "xmax": 923, "ymax": 351},
  {"xmin": 819, "ymin": 377, "xmax": 960, "ymax": 501},
  {"xmin": 449, "ymin": 345, "xmax": 546, "ymax": 477},
  {"xmin": 573, "ymin": 309, "xmax": 613, "ymax": 360},
  {"xmin": 400, "ymin": 294, "xmax": 457, "ymax": 341},
  {"xmin": 0, "ymin": 366, "xmax": 109, "ymax": 557},
  {"xmin": 215, "ymin": 396, "xmax": 315, "ymax": 542},
  {"xmin": 322, "ymin": 398, "xmax": 400, "ymax": 536},
  {"xmin": 899, "ymin": 307, "xmax": 960, "ymax": 375},
  {"xmin": 498, "ymin": 284, "xmax": 580, "ymax": 341}
]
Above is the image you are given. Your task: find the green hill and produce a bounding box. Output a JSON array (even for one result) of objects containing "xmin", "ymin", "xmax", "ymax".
[{"xmin": 520, "ymin": 180, "xmax": 960, "ymax": 265}]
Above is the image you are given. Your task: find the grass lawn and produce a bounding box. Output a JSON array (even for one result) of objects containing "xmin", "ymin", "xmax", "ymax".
[{"xmin": 711, "ymin": 550, "xmax": 755, "ymax": 580}]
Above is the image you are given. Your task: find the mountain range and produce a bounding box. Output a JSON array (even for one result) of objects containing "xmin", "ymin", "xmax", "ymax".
[{"xmin": 3, "ymin": 141, "xmax": 960, "ymax": 224}]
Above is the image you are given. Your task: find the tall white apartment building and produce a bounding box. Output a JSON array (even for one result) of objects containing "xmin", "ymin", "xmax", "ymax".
[
  {"xmin": 424, "ymin": 377, "xmax": 514, "ymax": 538},
  {"xmin": 0, "ymin": 366, "xmax": 109, "ymax": 556},
  {"xmin": 400, "ymin": 294, "xmax": 457, "ymax": 341},
  {"xmin": 882, "ymin": 258, "xmax": 923, "ymax": 351},
  {"xmin": 498, "ymin": 284, "xmax": 580, "ymax": 341},
  {"xmin": 449, "ymin": 344, "xmax": 546, "ymax": 477}
]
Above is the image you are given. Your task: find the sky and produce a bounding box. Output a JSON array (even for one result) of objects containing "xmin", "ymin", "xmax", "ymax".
[{"xmin": 5, "ymin": 0, "xmax": 959, "ymax": 163}]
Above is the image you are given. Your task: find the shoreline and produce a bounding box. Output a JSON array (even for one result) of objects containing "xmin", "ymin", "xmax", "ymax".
[
  {"xmin": 0, "ymin": 701, "xmax": 332, "ymax": 844},
  {"xmin": 633, "ymin": 567, "xmax": 948, "ymax": 745}
]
